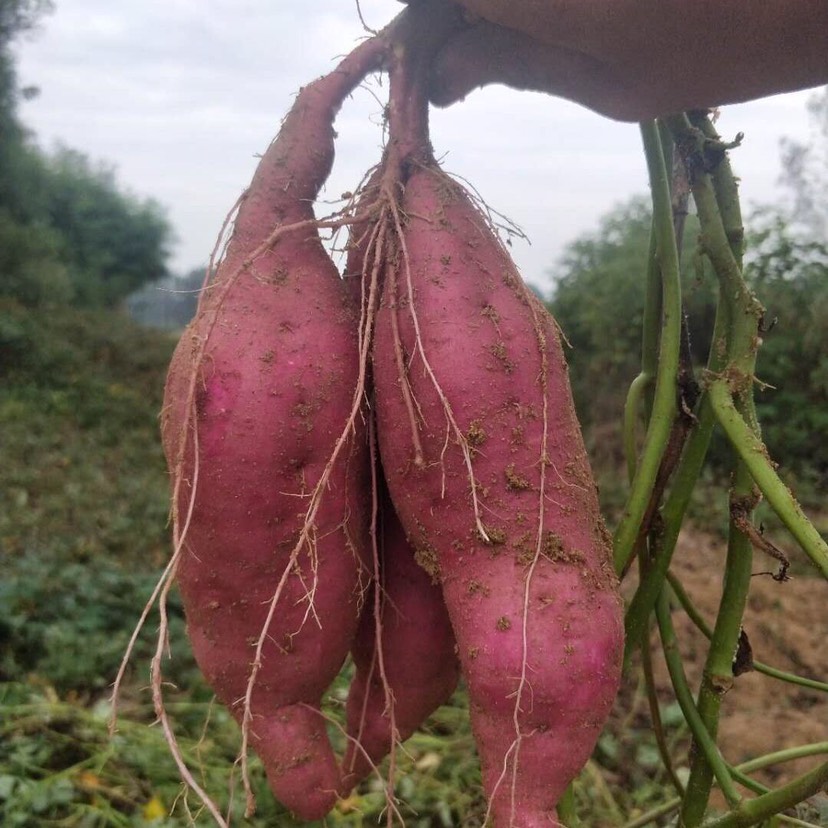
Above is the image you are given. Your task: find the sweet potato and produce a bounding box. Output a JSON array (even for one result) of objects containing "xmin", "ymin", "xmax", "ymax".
[
  {"xmin": 372, "ymin": 162, "xmax": 624, "ymax": 826},
  {"xmin": 161, "ymin": 73, "xmax": 374, "ymax": 820},
  {"xmin": 342, "ymin": 476, "xmax": 460, "ymax": 789},
  {"xmin": 340, "ymin": 161, "xmax": 460, "ymax": 791}
]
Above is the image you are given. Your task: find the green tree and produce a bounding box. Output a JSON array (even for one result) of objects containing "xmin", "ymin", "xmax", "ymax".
[
  {"xmin": 746, "ymin": 210, "xmax": 828, "ymax": 482},
  {"xmin": 0, "ymin": 0, "xmax": 173, "ymax": 309},
  {"xmin": 0, "ymin": 0, "xmax": 53, "ymax": 130},
  {"xmin": 0, "ymin": 0, "xmax": 51, "ymax": 227},
  {"xmin": 546, "ymin": 196, "xmax": 826, "ymax": 482},
  {"xmin": 547, "ymin": 197, "xmax": 715, "ymax": 432},
  {"xmin": 42, "ymin": 147, "xmax": 173, "ymax": 307}
]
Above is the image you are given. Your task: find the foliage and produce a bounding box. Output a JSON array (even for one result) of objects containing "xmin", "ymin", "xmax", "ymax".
[
  {"xmin": 0, "ymin": 555, "xmax": 192, "ymax": 693},
  {"xmin": 547, "ymin": 195, "xmax": 828, "ymax": 488},
  {"xmin": 745, "ymin": 211, "xmax": 828, "ymax": 483},
  {"xmin": 0, "ymin": 303, "xmax": 179, "ymax": 682},
  {"xmin": 0, "ymin": 677, "xmax": 487, "ymax": 828},
  {"xmin": 0, "ymin": 206, "xmax": 72, "ymax": 306},
  {"xmin": 549, "ymin": 200, "xmax": 717, "ymax": 414},
  {"xmin": 0, "ymin": 0, "xmax": 52, "ymax": 128},
  {"xmin": 41, "ymin": 148, "xmax": 172, "ymax": 307},
  {"xmin": 0, "ymin": 0, "xmax": 51, "ymax": 45},
  {"xmin": 547, "ymin": 197, "xmax": 654, "ymax": 431},
  {"xmin": 0, "ymin": 2, "xmax": 173, "ymax": 310},
  {"xmin": 0, "ymin": 144, "xmax": 174, "ymax": 309}
]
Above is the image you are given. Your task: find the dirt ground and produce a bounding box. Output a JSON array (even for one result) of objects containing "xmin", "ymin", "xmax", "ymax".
[{"xmin": 612, "ymin": 527, "xmax": 828, "ymax": 812}]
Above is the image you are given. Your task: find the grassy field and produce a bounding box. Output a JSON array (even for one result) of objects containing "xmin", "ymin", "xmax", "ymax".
[
  {"xmin": 1, "ymin": 301, "xmax": 823, "ymax": 827},
  {"xmin": 0, "ymin": 302, "xmax": 492, "ymax": 826}
]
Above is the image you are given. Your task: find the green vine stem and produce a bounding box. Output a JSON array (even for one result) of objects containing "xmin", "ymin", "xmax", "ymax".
[
  {"xmin": 707, "ymin": 380, "xmax": 828, "ymax": 578},
  {"xmin": 737, "ymin": 743, "xmax": 828, "ymax": 774},
  {"xmin": 750, "ymin": 661, "xmax": 828, "ymax": 695},
  {"xmin": 622, "ymin": 385, "xmax": 719, "ymax": 662},
  {"xmin": 622, "ymin": 136, "xmax": 669, "ymax": 481},
  {"xmin": 658, "ymin": 112, "xmax": 760, "ymax": 828},
  {"xmin": 621, "ymin": 743, "xmax": 828, "ymax": 828},
  {"xmin": 622, "ymin": 798, "xmax": 682, "ymax": 828},
  {"xmin": 680, "ymin": 479, "xmax": 756, "ymax": 827},
  {"xmin": 623, "ymin": 370, "xmax": 654, "ymax": 482},
  {"xmin": 623, "ymin": 112, "xmax": 743, "ymax": 657},
  {"xmin": 699, "ymin": 760, "xmax": 828, "ymax": 828},
  {"xmin": 726, "ymin": 764, "xmax": 769, "ymax": 797},
  {"xmin": 774, "ymin": 817, "xmax": 826, "ymax": 828},
  {"xmin": 661, "ymin": 110, "xmax": 826, "ymax": 826},
  {"xmin": 654, "ymin": 590, "xmax": 741, "ymax": 808},
  {"xmin": 666, "ymin": 570, "xmax": 828, "ymax": 693},
  {"xmin": 688, "ymin": 111, "xmax": 745, "ymax": 263},
  {"xmin": 618, "ymin": 109, "xmax": 824, "ymax": 828},
  {"xmin": 614, "ymin": 121, "xmax": 683, "ymax": 575},
  {"xmin": 641, "ymin": 623, "xmax": 686, "ymax": 796}
]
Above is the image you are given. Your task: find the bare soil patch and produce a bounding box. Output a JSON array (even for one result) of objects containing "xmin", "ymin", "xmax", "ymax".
[{"xmin": 609, "ymin": 526, "xmax": 827, "ymax": 817}]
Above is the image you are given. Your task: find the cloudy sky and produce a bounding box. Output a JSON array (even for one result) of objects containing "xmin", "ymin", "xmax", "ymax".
[{"xmin": 13, "ymin": 0, "xmax": 818, "ymax": 292}]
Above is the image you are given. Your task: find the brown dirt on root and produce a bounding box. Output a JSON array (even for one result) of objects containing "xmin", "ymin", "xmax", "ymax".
[{"xmin": 614, "ymin": 527, "xmax": 828, "ymax": 794}]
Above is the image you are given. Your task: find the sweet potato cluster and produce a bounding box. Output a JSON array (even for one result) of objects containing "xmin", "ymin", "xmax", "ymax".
[{"xmin": 160, "ymin": 4, "xmax": 623, "ymax": 825}]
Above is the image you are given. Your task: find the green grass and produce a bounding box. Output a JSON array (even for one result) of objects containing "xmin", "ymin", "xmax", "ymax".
[{"xmin": 0, "ymin": 300, "xmax": 695, "ymax": 827}]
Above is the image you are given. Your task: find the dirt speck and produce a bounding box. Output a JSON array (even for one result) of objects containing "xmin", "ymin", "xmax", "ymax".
[
  {"xmin": 414, "ymin": 545, "xmax": 441, "ymax": 583},
  {"xmin": 467, "ymin": 579, "xmax": 490, "ymax": 596},
  {"xmin": 505, "ymin": 463, "xmax": 531, "ymax": 491},
  {"xmin": 479, "ymin": 524, "xmax": 506, "ymax": 545},
  {"xmin": 496, "ymin": 616, "xmax": 512, "ymax": 632},
  {"xmin": 489, "ymin": 341, "xmax": 515, "ymax": 374},
  {"xmin": 269, "ymin": 267, "xmax": 289, "ymax": 286},
  {"xmin": 510, "ymin": 426, "xmax": 526, "ymax": 447},
  {"xmin": 542, "ymin": 531, "xmax": 580, "ymax": 563},
  {"xmin": 467, "ymin": 420, "xmax": 487, "ymax": 449},
  {"xmin": 511, "ymin": 401, "xmax": 537, "ymax": 421},
  {"xmin": 512, "ymin": 531, "xmax": 535, "ymax": 566},
  {"xmin": 481, "ymin": 304, "xmax": 500, "ymax": 324}
]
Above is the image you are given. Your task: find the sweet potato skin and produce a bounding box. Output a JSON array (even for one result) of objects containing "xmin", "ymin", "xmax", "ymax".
[
  {"xmin": 373, "ymin": 164, "xmax": 624, "ymax": 826},
  {"xmin": 161, "ymin": 83, "xmax": 369, "ymax": 821},
  {"xmin": 343, "ymin": 486, "xmax": 460, "ymax": 789},
  {"xmin": 340, "ymin": 165, "xmax": 460, "ymax": 790}
]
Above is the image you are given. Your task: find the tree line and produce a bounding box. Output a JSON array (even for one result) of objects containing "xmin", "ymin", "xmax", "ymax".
[
  {"xmin": 0, "ymin": 0, "xmax": 172, "ymax": 310},
  {"xmin": 547, "ymin": 187, "xmax": 828, "ymax": 484}
]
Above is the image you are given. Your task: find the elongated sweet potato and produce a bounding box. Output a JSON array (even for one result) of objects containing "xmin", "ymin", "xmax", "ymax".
[
  {"xmin": 372, "ymin": 162, "xmax": 624, "ymax": 827},
  {"xmin": 161, "ymin": 71, "xmax": 374, "ymax": 821},
  {"xmin": 342, "ymin": 478, "xmax": 460, "ymax": 790},
  {"xmin": 340, "ymin": 159, "xmax": 460, "ymax": 791}
]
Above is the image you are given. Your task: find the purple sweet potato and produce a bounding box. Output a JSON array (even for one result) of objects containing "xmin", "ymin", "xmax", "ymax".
[
  {"xmin": 340, "ymin": 161, "xmax": 460, "ymax": 791},
  {"xmin": 372, "ymin": 162, "xmax": 624, "ymax": 827},
  {"xmin": 161, "ymin": 73, "xmax": 373, "ymax": 821},
  {"xmin": 342, "ymin": 480, "xmax": 460, "ymax": 789}
]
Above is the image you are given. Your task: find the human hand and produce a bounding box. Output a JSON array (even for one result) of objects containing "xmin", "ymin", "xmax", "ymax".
[{"xmin": 426, "ymin": 0, "xmax": 828, "ymax": 120}]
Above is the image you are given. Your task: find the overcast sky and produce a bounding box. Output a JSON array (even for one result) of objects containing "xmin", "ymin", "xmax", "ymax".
[{"xmin": 13, "ymin": 0, "xmax": 818, "ymax": 292}]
